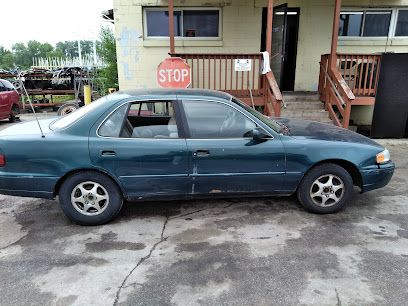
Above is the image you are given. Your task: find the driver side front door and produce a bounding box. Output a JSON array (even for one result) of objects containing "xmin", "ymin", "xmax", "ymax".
[{"xmin": 180, "ymin": 99, "xmax": 286, "ymax": 196}]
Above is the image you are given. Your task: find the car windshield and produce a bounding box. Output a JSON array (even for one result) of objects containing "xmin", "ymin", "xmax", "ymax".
[
  {"xmin": 50, "ymin": 96, "xmax": 110, "ymax": 130},
  {"xmin": 231, "ymin": 98, "xmax": 282, "ymax": 132}
]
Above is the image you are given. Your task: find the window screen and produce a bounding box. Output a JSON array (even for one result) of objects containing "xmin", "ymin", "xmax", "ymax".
[{"xmin": 396, "ymin": 10, "xmax": 408, "ymax": 36}]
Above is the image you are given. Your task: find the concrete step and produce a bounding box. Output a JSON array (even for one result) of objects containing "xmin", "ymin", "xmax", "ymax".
[
  {"xmin": 283, "ymin": 92, "xmax": 320, "ymax": 102},
  {"xmin": 283, "ymin": 102, "xmax": 324, "ymax": 111},
  {"xmin": 279, "ymin": 92, "xmax": 332, "ymax": 124}
]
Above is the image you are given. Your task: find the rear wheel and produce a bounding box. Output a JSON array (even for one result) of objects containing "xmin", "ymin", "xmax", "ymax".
[
  {"xmin": 59, "ymin": 171, "xmax": 123, "ymax": 225},
  {"xmin": 297, "ymin": 163, "xmax": 353, "ymax": 214},
  {"xmin": 9, "ymin": 105, "xmax": 20, "ymax": 123}
]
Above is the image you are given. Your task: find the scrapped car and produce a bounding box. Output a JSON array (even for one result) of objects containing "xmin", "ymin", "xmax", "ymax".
[
  {"xmin": 0, "ymin": 89, "xmax": 395, "ymax": 225},
  {"xmin": 0, "ymin": 79, "xmax": 21, "ymax": 122}
]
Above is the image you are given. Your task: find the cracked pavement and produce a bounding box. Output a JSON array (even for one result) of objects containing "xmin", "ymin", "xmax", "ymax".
[{"xmin": 0, "ymin": 118, "xmax": 408, "ymax": 306}]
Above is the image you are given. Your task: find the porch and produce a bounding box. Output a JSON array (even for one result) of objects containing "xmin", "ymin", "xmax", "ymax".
[{"xmin": 163, "ymin": 0, "xmax": 381, "ymax": 129}]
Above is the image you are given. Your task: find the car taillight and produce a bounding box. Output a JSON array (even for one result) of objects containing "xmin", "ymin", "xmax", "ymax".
[{"xmin": 0, "ymin": 154, "xmax": 6, "ymax": 167}]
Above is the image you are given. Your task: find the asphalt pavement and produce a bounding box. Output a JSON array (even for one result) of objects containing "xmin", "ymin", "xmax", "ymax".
[{"xmin": 0, "ymin": 114, "xmax": 407, "ymax": 306}]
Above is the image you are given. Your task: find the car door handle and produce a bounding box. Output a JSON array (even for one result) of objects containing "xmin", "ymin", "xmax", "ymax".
[
  {"xmin": 193, "ymin": 149, "xmax": 210, "ymax": 157},
  {"xmin": 101, "ymin": 150, "xmax": 116, "ymax": 157}
]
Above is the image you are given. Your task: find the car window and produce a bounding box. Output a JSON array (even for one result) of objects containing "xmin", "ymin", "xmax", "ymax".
[
  {"xmin": 127, "ymin": 101, "xmax": 179, "ymax": 138},
  {"xmin": 0, "ymin": 80, "xmax": 14, "ymax": 91},
  {"xmin": 182, "ymin": 100, "xmax": 256, "ymax": 139},
  {"xmin": 0, "ymin": 82, "xmax": 5, "ymax": 92},
  {"xmin": 98, "ymin": 104, "xmax": 129, "ymax": 137},
  {"xmin": 50, "ymin": 96, "xmax": 111, "ymax": 130},
  {"xmin": 231, "ymin": 98, "xmax": 281, "ymax": 133},
  {"xmin": 99, "ymin": 100, "xmax": 179, "ymax": 139}
]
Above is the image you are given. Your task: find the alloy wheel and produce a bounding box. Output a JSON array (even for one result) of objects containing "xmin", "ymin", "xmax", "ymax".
[
  {"xmin": 70, "ymin": 181, "xmax": 110, "ymax": 216},
  {"xmin": 309, "ymin": 174, "xmax": 345, "ymax": 207}
]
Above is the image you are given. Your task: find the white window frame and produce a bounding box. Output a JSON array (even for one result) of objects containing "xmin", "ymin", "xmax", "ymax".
[
  {"xmin": 143, "ymin": 7, "xmax": 222, "ymax": 40},
  {"xmin": 339, "ymin": 7, "xmax": 408, "ymax": 40},
  {"xmin": 393, "ymin": 8, "xmax": 408, "ymax": 39},
  {"xmin": 339, "ymin": 8, "xmax": 394, "ymax": 40}
]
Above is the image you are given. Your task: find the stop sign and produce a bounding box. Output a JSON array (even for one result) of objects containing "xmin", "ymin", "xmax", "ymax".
[{"xmin": 157, "ymin": 57, "xmax": 191, "ymax": 88}]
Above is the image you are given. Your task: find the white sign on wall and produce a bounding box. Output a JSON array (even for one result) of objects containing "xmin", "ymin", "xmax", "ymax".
[{"xmin": 234, "ymin": 59, "xmax": 252, "ymax": 72}]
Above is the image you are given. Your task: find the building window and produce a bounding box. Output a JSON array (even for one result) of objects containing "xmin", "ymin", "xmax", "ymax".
[
  {"xmin": 363, "ymin": 11, "xmax": 392, "ymax": 37},
  {"xmin": 339, "ymin": 10, "xmax": 392, "ymax": 37},
  {"xmin": 339, "ymin": 12, "xmax": 363, "ymax": 36},
  {"xmin": 395, "ymin": 10, "xmax": 408, "ymax": 36},
  {"xmin": 144, "ymin": 8, "xmax": 220, "ymax": 38},
  {"xmin": 145, "ymin": 10, "xmax": 182, "ymax": 37}
]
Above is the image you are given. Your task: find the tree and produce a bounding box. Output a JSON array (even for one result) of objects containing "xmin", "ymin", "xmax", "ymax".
[
  {"xmin": 0, "ymin": 46, "xmax": 14, "ymax": 70},
  {"xmin": 97, "ymin": 26, "xmax": 118, "ymax": 92}
]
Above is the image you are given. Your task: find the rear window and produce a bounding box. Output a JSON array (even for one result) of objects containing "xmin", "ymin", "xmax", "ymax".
[{"xmin": 50, "ymin": 96, "xmax": 110, "ymax": 130}]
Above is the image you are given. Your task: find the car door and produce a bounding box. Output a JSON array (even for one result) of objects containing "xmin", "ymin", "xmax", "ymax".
[
  {"xmin": 0, "ymin": 81, "xmax": 8, "ymax": 118},
  {"xmin": 89, "ymin": 99, "xmax": 190, "ymax": 199},
  {"xmin": 180, "ymin": 99, "xmax": 286, "ymax": 195}
]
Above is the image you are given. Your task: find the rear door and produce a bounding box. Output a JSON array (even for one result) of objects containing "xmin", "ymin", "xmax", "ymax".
[
  {"xmin": 0, "ymin": 81, "xmax": 8, "ymax": 117},
  {"xmin": 180, "ymin": 99, "xmax": 286, "ymax": 195},
  {"xmin": 89, "ymin": 99, "xmax": 190, "ymax": 199}
]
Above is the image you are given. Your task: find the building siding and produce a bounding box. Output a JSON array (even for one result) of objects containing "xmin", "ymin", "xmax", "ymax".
[{"xmin": 114, "ymin": 0, "xmax": 408, "ymax": 94}]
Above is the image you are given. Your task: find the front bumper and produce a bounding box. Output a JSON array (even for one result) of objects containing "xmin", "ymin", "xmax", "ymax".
[{"xmin": 361, "ymin": 162, "xmax": 395, "ymax": 193}]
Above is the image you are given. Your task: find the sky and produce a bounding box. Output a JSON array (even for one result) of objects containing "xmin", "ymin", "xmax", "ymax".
[{"xmin": 1, "ymin": 0, "xmax": 113, "ymax": 49}]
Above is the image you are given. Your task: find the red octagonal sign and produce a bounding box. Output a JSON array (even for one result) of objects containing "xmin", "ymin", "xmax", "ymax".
[{"xmin": 157, "ymin": 57, "xmax": 191, "ymax": 88}]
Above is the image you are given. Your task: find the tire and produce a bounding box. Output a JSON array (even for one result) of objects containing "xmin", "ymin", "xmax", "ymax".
[
  {"xmin": 57, "ymin": 102, "xmax": 79, "ymax": 116},
  {"xmin": 58, "ymin": 171, "xmax": 123, "ymax": 225},
  {"xmin": 297, "ymin": 163, "xmax": 353, "ymax": 214},
  {"xmin": 9, "ymin": 105, "xmax": 20, "ymax": 123}
]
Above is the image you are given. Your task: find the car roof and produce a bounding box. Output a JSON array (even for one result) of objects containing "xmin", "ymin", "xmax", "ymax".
[{"xmin": 119, "ymin": 88, "xmax": 233, "ymax": 101}]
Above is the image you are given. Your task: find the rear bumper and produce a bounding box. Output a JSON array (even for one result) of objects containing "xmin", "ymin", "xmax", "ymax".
[
  {"xmin": 361, "ymin": 162, "xmax": 395, "ymax": 193},
  {"xmin": 0, "ymin": 175, "xmax": 57, "ymax": 199}
]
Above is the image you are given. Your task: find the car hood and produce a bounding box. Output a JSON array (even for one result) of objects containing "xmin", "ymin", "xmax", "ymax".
[
  {"xmin": 0, "ymin": 118, "xmax": 56, "ymax": 137},
  {"xmin": 275, "ymin": 118, "xmax": 382, "ymax": 147}
]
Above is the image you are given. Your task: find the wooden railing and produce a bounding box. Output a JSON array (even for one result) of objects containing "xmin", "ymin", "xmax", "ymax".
[
  {"xmin": 319, "ymin": 54, "xmax": 382, "ymax": 99},
  {"xmin": 319, "ymin": 53, "xmax": 382, "ymax": 128},
  {"xmin": 170, "ymin": 52, "xmax": 283, "ymax": 117}
]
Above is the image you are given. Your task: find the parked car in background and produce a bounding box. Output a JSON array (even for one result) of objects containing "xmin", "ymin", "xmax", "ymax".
[
  {"xmin": 0, "ymin": 79, "xmax": 21, "ymax": 122},
  {"xmin": 0, "ymin": 89, "xmax": 395, "ymax": 225}
]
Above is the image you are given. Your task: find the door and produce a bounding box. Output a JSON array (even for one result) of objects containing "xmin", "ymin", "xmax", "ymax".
[
  {"xmin": 90, "ymin": 99, "xmax": 190, "ymax": 199},
  {"xmin": 271, "ymin": 4, "xmax": 288, "ymax": 88},
  {"xmin": 0, "ymin": 81, "xmax": 8, "ymax": 117},
  {"xmin": 180, "ymin": 99, "xmax": 286, "ymax": 195},
  {"xmin": 261, "ymin": 5, "xmax": 299, "ymax": 91}
]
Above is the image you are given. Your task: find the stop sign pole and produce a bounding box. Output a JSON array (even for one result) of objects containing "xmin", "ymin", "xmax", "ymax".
[{"xmin": 157, "ymin": 57, "xmax": 192, "ymax": 89}]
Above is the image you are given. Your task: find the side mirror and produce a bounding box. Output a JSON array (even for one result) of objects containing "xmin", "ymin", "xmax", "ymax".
[{"xmin": 251, "ymin": 127, "xmax": 271, "ymax": 141}]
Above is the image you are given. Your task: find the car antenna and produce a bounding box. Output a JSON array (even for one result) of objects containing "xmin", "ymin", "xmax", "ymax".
[{"xmin": 18, "ymin": 76, "xmax": 45, "ymax": 138}]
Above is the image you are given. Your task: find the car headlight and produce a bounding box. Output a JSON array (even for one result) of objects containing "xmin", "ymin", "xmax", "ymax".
[{"xmin": 376, "ymin": 149, "xmax": 390, "ymax": 164}]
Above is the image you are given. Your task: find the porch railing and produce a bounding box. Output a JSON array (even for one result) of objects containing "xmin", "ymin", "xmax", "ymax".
[
  {"xmin": 318, "ymin": 53, "xmax": 382, "ymax": 128},
  {"xmin": 170, "ymin": 52, "xmax": 283, "ymax": 117},
  {"xmin": 319, "ymin": 54, "xmax": 382, "ymax": 99}
]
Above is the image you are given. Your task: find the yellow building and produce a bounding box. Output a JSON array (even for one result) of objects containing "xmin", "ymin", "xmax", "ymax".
[{"xmin": 113, "ymin": 0, "xmax": 408, "ymax": 128}]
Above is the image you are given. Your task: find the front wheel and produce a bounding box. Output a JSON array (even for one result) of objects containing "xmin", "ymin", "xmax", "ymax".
[
  {"xmin": 297, "ymin": 163, "xmax": 354, "ymax": 214},
  {"xmin": 59, "ymin": 171, "xmax": 123, "ymax": 225},
  {"xmin": 9, "ymin": 105, "xmax": 20, "ymax": 123}
]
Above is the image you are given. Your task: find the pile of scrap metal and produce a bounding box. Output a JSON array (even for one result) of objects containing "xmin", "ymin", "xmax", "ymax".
[{"xmin": 11, "ymin": 67, "xmax": 90, "ymax": 91}]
